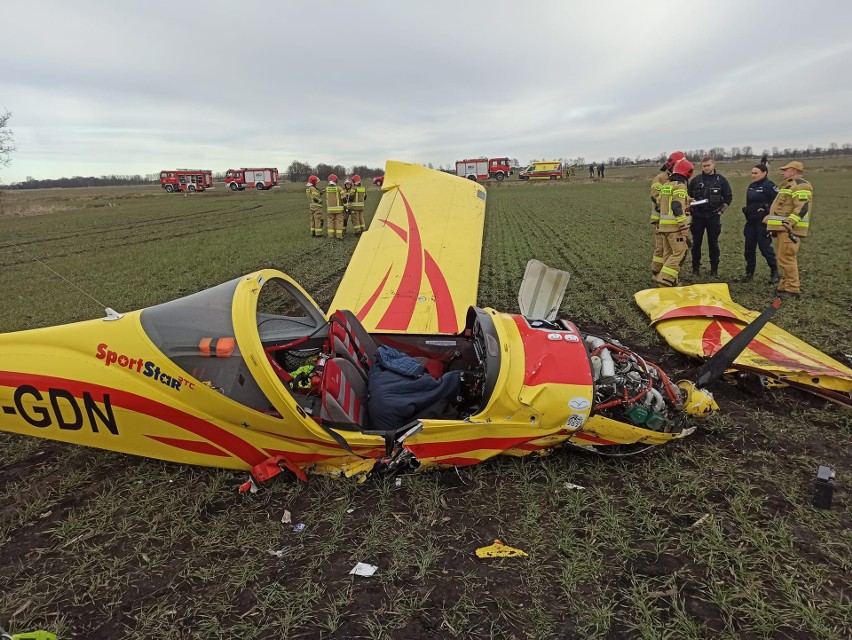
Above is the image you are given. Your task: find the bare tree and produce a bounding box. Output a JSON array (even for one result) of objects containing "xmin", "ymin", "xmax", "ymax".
[{"xmin": 1, "ymin": 109, "xmax": 16, "ymax": 170}]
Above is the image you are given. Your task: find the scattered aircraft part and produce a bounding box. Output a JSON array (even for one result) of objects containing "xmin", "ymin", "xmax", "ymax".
[
  {"xmin": 476, "ymin": 540, "xmax": 528, "ymax": 558},
  {"xmin": 518, "ymin": 259, "xmax": 571, "ymax": 321},
  {"xmin": 635, "ymin": 284, "xmax": 852, "ymax": 405}
]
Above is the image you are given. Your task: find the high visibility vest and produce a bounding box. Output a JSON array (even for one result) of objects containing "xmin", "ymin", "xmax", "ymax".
[
  {"xmin": 650, "ymin": 170, "xmax": 668, "ymax": 222},
  {"xmin": 326, "ymin": 185, "xmax": 343, "ymax": 213},
  {"xmin": 658, "ymin": 181, "xmax": 689, "ymax": 231},
  {"xmin": 352, "ymin": 185, "xmax": 366, "ymax": 209},
  {"xmin": 306, "ymin": 185, "xmax": 322, "ymax": 206},
  {"xmin": 767, "ymin": 177, "xmax": 812, "ymax": 236}
]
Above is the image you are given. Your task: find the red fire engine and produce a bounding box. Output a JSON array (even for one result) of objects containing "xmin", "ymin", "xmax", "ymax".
[
  {"xmin": 455, "ymin": 158, "xmax": 513, "ymax": 182},
  {"xmin": 225, "ymin": 168, "xmax": 280, "ymax": 191},
  {"xmin": 159, "ymin": 170, "xmax": 214, "ymax": 193}
]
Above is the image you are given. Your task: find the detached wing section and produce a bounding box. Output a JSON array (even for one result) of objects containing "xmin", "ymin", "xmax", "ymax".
[
  {"xmin": 635, "ymin": 284, "xmax": 852, "ymax": 404},
  {"xmin": 330, "ymin": 161, "xmax": 487, "ymax": 334}
]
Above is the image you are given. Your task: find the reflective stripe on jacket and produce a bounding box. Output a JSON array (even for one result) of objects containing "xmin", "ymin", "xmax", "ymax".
[
  {"xmin": 657, "ymin": 180, "xmax": 690, "ymax": 232},
  {"xmin": 650, "ymin": 170, "xmax": 668, "ymax": 222},
  {"xmin": 306, "ymin": 185, "xmax": 322, "ymax": 205},
  {"xmin": 768, "ymin": 177, "xmax": 813, "ymax": 236},
  {"xmin": 352, "ymin": 185, "xmax": 366, "ymax": 209},
  {"xmin": 326, "ymin": 185, "xmax": 343, "ymax": 212}
]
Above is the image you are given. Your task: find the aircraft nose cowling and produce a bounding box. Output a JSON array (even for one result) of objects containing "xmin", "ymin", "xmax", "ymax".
[{"xmin": 510, "ymin": 315, "xmax": 594, "ymax": 430}]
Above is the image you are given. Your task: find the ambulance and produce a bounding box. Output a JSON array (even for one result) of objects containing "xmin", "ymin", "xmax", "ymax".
[{"xmin": 519, "ymin": 161, "xmax": 564, "ymax": 180}]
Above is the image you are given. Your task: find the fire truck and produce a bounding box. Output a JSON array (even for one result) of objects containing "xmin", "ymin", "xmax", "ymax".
[
  {"xmin": 159, "ymin": 170, "xmax": 214, "ymax": 193},
  {"xmin": 225, "ymin": 168, "xmax": 280, "ymax": 191},
  {"xmin": 455, "ymin": 158, "xmax": 513, "ymax": 182}
]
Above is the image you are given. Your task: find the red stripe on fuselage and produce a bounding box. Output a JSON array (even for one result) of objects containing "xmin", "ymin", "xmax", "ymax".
[
  {"xmin": 146, "ymin": 435, "xmax": 230, "ymax": 457},
  {"xmin": 0, "ymin": 371, "xmax": 269, "ymax": 466},
  {"xmin": 701, "ymin": 320, "xmax": 849, "ymax": 377},
  {"xmin": 424, "ymin": 250, "xmax": 458, "ymax": 333},
  {"xmin": 405, "ymin": 435, "xmax": 540, "ymax": 460},
  {"xmin": 657, "ymin": 305, "xmax": 740, "ymax": 322},
  {"xmin": 376, "ymin": 190, "xmax": 423, "ymax": 331}
]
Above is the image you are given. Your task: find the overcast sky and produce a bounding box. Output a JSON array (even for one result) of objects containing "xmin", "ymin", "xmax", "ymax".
[{"xmin": 3, "ymin": 0, "xmax": 852, "ymax": 182}]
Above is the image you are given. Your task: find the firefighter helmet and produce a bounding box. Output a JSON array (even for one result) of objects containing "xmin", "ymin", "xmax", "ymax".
[
  {"xmin": 328, "ymin": 173, "xmax": 339, "ymax": 183},
  {"xmin": 308, "ymin": 175, "xmax": 319, "ymax": 185},
  {"xmin": 671, "ymin": 158, "xmax": 694, "ymax": 178},
  {"xmin": 665, "ymin": 151, "xmax": 685, "ymax": 170},
  {"xmin": 344, "ymin": 179, "xmax": 353, "ymax": 187},
  {"xmin": 351, "ymin": 174, "xmax": 362, "ymax": 184},
  {"xmin": 676, "ymin": 381, "xmax": 718, "ymax": 417}
]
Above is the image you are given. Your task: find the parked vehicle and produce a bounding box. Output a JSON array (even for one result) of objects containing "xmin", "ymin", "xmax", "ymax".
[
  {"xmin": 159, "ymin": 170, "xmax": 214, "ymax": 193},
  {"xmin": 455, "ymin": 158, "xmax": 513, "ymax": 182},
  {"xmin": 519, "ymin": 161, "xmax": 563, "ymax": 180},
  {"xmin": 225, "ymin": 168, "xmax": 279, "ymax": 191}
]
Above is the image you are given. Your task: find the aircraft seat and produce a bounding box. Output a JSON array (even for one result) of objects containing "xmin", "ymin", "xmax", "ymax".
[{"xmin": 319, "ymin": 357, "xmax": 369, "ymax": 430}]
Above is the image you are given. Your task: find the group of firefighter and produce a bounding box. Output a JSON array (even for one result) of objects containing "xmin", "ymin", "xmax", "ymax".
[
  {"xmin": 305, "ymin": 174, "xmax": 367, "ymax": 239},
  {"xmin": 649, "ymin": 152, "xmax": 813, "ymax": 297}
]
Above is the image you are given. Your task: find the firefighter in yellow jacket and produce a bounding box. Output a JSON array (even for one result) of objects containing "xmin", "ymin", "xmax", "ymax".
[
  {"xmin": 340, "ymin": 179, "xmax": 355, "ymax": 230},
  {"xmin": 763, "ymin": 161, "xmax": 813, "ymax": 297},
  {"xmin": 306, "ymin": 175, "xmax": 324, "ymax": 237},
  {"xmin": 350, "ymin": 174, "xmax": 367, "ymax": 234},
  {"xmin": 653, "ymin": 158, "xmax": 693, "ymax": 287},
  {"xmin": 650, "ymin": 152, "xmax": 684, "ymax": 276},
  {"xmin": 325, "ymin": 173, "xmax": 344, "ymax": 240}
]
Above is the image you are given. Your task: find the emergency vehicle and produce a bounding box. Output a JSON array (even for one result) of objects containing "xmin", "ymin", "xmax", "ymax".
[
  {"xmin": 159, "ymin": 170, "xmax": 214, "ymax": 193},
  {"xmin": 225, "ymin": 168, "xmax": 280, "ymax": 191},
  {"xmin": 519, "ymin": 161, "xmax": 563, "ymax": 180},
  {"xmin": 455, "ymin": 158, "xmax": 513, "ymax": 182}
]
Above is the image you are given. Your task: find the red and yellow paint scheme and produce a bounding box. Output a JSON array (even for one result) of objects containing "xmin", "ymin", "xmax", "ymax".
[
  {"xmin": 0, "ymin": 162, "xmax": 701, "ymax": 484},
  {"xmin": 635, "ymin": 284, "xmax": 852, "ymax": 406}
]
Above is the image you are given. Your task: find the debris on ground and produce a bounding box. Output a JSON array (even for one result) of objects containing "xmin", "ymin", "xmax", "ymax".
[
  {"xmin": 349, "ymin": 562, "xmax": 378, "ymax": 577},
  {"xmin": 690, "ymin": 513, "xmax": 711, "ymax": 528},
  {"xmin": 476, "ymin": 539, "xmax": 528, "ymax": 558},
  {"xmin": 292, "ymin": 522, "xmax": 305, "ymax": 533},
  {"xmin": 564, "ymin": 481, "xmax": 585, "ymax": 490},
  {"xmin": 280, "ymin": 510, "xmax": 292, "ymax": 524}
]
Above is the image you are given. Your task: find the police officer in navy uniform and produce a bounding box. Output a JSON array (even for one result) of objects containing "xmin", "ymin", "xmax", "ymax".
[
  {"xmin": 687, "ymin": 156, "xmax": 732, "ymax": 276},
  {"xmin": 740, "ymin": 163, "xmax": 779, "ymax": 283}
]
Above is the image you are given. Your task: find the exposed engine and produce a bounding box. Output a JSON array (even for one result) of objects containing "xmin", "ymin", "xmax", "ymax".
[{"xmin": 583, "ymin": 333, "xmax": 685, "ymax": 432}]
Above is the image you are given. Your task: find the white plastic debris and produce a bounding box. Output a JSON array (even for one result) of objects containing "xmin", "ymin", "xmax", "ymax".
[
  {"xmin": 564, "ymin": 481, "xmax": 585, "ymax": 490},
  {"xmin": 349, "ymin": 562, "xmax": 378, "ymax": 577},
  {"xmin": 281, "ymin": 510, "xmax": 292, "ymax": 524},
  {"xmin": 395, "ymin": 477, "xmax": 402, "ymax": 488}
]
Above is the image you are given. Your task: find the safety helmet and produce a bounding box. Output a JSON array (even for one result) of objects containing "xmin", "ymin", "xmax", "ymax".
[
  {"xmin": 676, "ymin": 381, "xmax": 718, "ymax": 417},
  {"xmin": 671, "ymin": 158, "xmax": 694, "ymax": 179},
  {"xmin": 665, "ymin": 151, "xmax": 685, "ymax": 171},
  {"xmin": 308, "ymin": 175, "xmax": 319, "ymax": 185},
  {"xmin": 351, "ymin": 174, "xmax": 361, "ymax": 183},
  {"xmin": 328, "ymin": 173, "xmax": 338, "ymax": 183},
  {"xmin": 344, "ymin": 179, "xmax": 353, "ymax": 187}
]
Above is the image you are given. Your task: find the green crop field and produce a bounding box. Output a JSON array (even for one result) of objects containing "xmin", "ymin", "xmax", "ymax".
[{"xmin": 0, "ymin": 163, "xmax": 850, "ymax": 639}]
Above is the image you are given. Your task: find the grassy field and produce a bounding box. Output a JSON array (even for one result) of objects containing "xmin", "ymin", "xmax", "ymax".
[{"xmin": 0, "ymin": 162, "xmax": 850, "ymax": 639}]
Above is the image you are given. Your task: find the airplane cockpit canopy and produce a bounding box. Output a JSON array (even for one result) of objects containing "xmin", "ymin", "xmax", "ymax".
[{"xmin": 140, "ymin": 275, "xmax": 326, "ymax": 413}]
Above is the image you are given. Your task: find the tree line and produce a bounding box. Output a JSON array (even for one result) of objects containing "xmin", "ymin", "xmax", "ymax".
[
  {"xmin": 560, "ymin": 142, "xmax": 852, "ymax": 169},
  {"xmin": 285, "ymin": 162, "xmax": 384, "ymax": 183}
]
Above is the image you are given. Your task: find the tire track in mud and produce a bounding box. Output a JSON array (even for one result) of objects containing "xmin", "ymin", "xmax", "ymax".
[{"xmin": 0, "ymin": 203, "xmax": 273, "ymax": 267}]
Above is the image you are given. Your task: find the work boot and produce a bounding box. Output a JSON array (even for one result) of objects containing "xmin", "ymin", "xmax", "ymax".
[
  {"xmin": 768, "ymin": 268, "xmax": 780, "ymax": 285},
  {"xmin": 739, "ymin": 273, "xmax": 754, "ymax": 283},
  {"xmin": 710, "ymin": 266, "xmax": 719, "ymax": 277}
]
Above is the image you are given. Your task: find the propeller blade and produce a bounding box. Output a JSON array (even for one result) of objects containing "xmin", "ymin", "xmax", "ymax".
[{"xmin": 696, "ymin": 298, "xmax": 782, "ymax": 388}]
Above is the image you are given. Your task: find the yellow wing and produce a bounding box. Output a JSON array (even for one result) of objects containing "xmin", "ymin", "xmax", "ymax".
[
  {"xmin": 329, "ymin": 161, "xmax": 487, "ymax": 334},
  {"xmin": 634, "ymin": 284, "xmax": 852, "ymax": 402}
]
